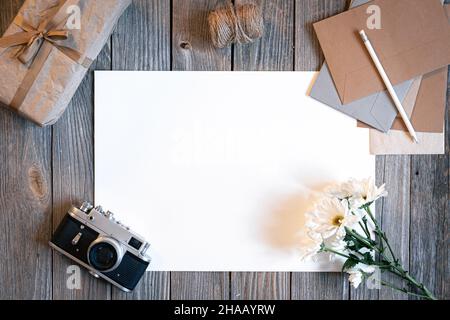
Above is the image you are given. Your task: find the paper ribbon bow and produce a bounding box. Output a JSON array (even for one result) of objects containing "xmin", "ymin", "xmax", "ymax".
[
  {"xmin": 0, "ymin": 0, "xmax": 91, "ymax": 113},
  {"xmin": 0, "ymin": 4, "xmax": 84, "ymax": 66}
]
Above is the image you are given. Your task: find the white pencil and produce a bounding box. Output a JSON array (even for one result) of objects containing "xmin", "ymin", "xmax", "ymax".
[{"xmin": 359, "ymin": 30, "xmax": 419, "ymax": 144}]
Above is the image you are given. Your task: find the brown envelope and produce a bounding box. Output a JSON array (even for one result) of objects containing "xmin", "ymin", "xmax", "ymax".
[
  {"xmin": 313, "ymin": 0, "xmax": 450, "ymax": 104},
  {"xmin": 359, "ymin": 4, "xmax": 450, "ymax": 133},
  {"xmin": 369, "ymin": 66, "xmax": 447, "ymax": 155},
  {"xmin": 395, "ymin": 68, "xmax": 447, "ymax": 133}
]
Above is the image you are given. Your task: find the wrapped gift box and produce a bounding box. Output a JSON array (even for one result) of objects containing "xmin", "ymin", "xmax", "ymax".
[{"xmin": 0, "ymin": 0, "xmax": 131, "ymax": 126}]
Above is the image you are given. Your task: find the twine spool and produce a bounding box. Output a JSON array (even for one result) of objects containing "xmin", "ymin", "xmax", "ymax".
[{"xmin": 208, "ymin": 1, "xmax": 264, "ymax": 48}]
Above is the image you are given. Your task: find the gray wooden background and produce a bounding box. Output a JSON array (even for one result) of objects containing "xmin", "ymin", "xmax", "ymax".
[{"xmin": 0, "ymin": 0, "xmax": 448, "ymax": 300}]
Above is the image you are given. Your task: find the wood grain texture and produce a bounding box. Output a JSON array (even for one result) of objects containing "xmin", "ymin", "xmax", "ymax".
[
  {"xmin": 234, "ymin": 0, "xmax": 294, "ymax": 71},
  {"xmin": 112, "ymin": 0, "xmax": 170, "ymax": 71},
  {"xmin": 291, "ymin": 273, "xmax": 348, "ymax": 300},
  {"xmin": 409, "ymin": 70, "xmax": 449, "ymax": 300},
  {"xmin": 410, "ymin": 153, "xmax": 448, "ymax": 300},
  {"xmin": 172, "ymin": 0, "xmax": 231, "ymax": 71},
  {"xmin": 379, "ymin": 156, "xmax": 411, "ymax": 300},
  {"xmin": 110, "ymin": 0, "xmax": 171, "ymax": 300},
  {"xmin": 295, "ymin": 0, "xmax": 348, "ymax": 71},
  {"xmin": 231, "ymin": 273, "xmax": 290, "ymax": 300},
  {"xmin": 170, "ymin": 272, "xmax": 230, "ymax": 300},
  {"xmin": 0, "ymin": 115, "xmax": 52, "ymax": 300},
  {"xmin": 0, "ymin": 0, "xmax": 52, "ymax": 300}
]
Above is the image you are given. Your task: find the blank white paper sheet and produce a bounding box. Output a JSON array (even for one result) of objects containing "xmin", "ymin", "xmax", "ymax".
[{"xmin": 94, "ymin": 71, "xmax": 374, "ymax": 272}]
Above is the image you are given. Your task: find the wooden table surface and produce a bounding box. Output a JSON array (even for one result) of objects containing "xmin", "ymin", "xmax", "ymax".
[{"xmin": 0, "ymin": 0, "xmax": 448, "ymax": 300}]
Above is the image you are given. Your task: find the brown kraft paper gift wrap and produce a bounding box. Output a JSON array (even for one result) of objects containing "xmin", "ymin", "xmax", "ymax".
[{"xmin": 0, "ymin": 0, "xmax": 131, "ymax": 126}]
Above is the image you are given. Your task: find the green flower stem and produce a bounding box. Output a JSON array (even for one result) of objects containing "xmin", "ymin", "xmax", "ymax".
[
  {"xmin": 345, "ymin": 227, "xmax": 374, "ymax": 247},
  {"xmin": 364, "ymin": 206, "xmax": 396, "ymax": 260},
  {"xmin": 358, "ymin": 221, "xmax": 371, "ymax": 239},
  {"xmin": 322, "ymin": 238, "xmax": 436, "ymax": 300},
  {"xmin": 390, "ymin": 264, "xmax": 437, "ymax": 300},
  {"xmin": 343, "ymin": 208, "xmax": 437, "ymax": 300},
  {"xmin": 377, "ymin": 280, "xmax": 432, "ymax": 300},
  {"xmin": 321, "ymin": 246, "xmax": 352, "ymax": 260},
  {"xmin": 361, "ymin": 217, "xmax": 372, "ymax": 238},
  {"xmin": 350, "ymin": 209, "xmax": 371, "ymax": 238},
  {"xmin": 362, "ymin": 207, "xmax": 435, "ymax": 298}
]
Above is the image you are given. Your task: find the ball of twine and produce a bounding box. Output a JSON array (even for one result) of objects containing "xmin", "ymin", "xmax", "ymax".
[{"xmin": 208, "ymin": 1, "xmax": 264, "ymax": 49}]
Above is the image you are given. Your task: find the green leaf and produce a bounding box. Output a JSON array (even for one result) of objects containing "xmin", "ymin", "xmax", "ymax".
[
  {"xmin": 362, "ymin": 252, "xmax": 375, "ymax": 265},
  {"xmin": 342, "ymin": 258, "xmax": 358, "ymax": 272},
  {"xmin": 344, "ymin": 234, "xmax": 363, "ymax": 251}
]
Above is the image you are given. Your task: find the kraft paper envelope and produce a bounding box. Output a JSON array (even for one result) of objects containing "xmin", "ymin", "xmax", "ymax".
[
  {"xmin": 310, "ymin": 0, "xmax": 414, "ymax": 133},
  {"xmin": 94, "ymin": 71, "xmax": 374, "ymax": 272},
  {"xmin": 382, "ymin": 68, "xmax": 447, "ymax": 133},
  {"xmin": 405, "ymin": 67, "xmax": 448, "ymax": 133},
  {"xmin": 313, "ymin": 0, "xmax": 450, "ymax": 104},
  {"xmin": 359, "ymin": 1, "xmax": 449, "ymax": 133},
  {"xmin": 370, "ymin": 67, "xmax": 447, "ymax": 155}
]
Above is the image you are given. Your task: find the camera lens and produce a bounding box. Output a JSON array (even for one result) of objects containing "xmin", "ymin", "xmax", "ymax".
[{"xmin": 88, "ymin": 242, "xmax": 118, "ymax": 271}]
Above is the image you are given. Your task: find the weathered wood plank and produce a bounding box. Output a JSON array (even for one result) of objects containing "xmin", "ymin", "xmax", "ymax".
[
  {"xmin": 231, "ymin": 0, "xmax": 293, "ymax": 300},
  {"xmin": 291, "ymin": 274, "xmax": 348, "ymax": 300},
  {"xmin": 378, "ymin": 156, "xmax": 410, "ymax": 300},
  {"xmin": 231, "ymin": 273, "xmax": 290, "ymax": 300},
  {"xmin": 171, "ymin": 272, "xmax": 230, "ymax": 300},
  {"xmin": 295, "ymin": 0, "xmax": 348, "ymax": 71},
  {"xmin": 0, "ymin": 0, "xmax": 53, "ymax": 300},
  {"xmin": 171, "ymin": 0, "xmax": 231, "ymax": 299},
  {"xmin": 410, "ymin": 153, "xmax": 448, "ymax": 300},
  {"xmin": 112, "ymin": 0, "xmax": 170, "ymax": 71},
  {"xmin": 409, "ymin": 68, "xmax": 449, "ymax": 300},
  {"xmin": 51, "ymin": 41, "xmax": 112, "ymax": 300},
  {"xmin": 110, "ymin": 0, "xmax": 171, "ymax": 300},
  {"xmin": 234, "ymin": 0, "xmax": 294, "ymax": 71},
  {"xmin": 0, "ymin": 116, "xmax": 53, "ymax": 300},
  {"xmin": 291, "ymin": 0, "xmax": 349, "ymax": 300},
  {"xmin": 172, "ymin": 0, "xmax": 231, "ymax": 71}
]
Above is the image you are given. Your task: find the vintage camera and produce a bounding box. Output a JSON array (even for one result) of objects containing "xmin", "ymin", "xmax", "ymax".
[{"xmin": 50, "ymin": 202, "xmax": 151, "ymax": 292}]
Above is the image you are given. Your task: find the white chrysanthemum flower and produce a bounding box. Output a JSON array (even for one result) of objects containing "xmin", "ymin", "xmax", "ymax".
[
  {"xmin": 325, "ymin": 236, "xmax": 347, "ymax": 252},
  {"xmin": 348, "ymin": 271, "xmax": 364, "ymax": 289},
  {"xmin": 299, "ymin": 236, "xmax": 322, "ymax": 261},
  {"xmin": 319, "ymin": 236, "xmax": 348, "ymax": 261},
  {"xmin": 298, "ymin": 225, "xmax": 325, "ymax": 261},
  {"xmin": 346, "ymin": 264, "xmax": 376, "ymax": 289},
  {"xmin": 327, "ymin": 178, "xmax": 387, "ymax": 209},
  {"xmin": 306, "ymin": 197, "xmax": 360, "ymax": 240},
  {"xmin": 326, "ymin": 183, "xmax": 353, "ymax": 200}
]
